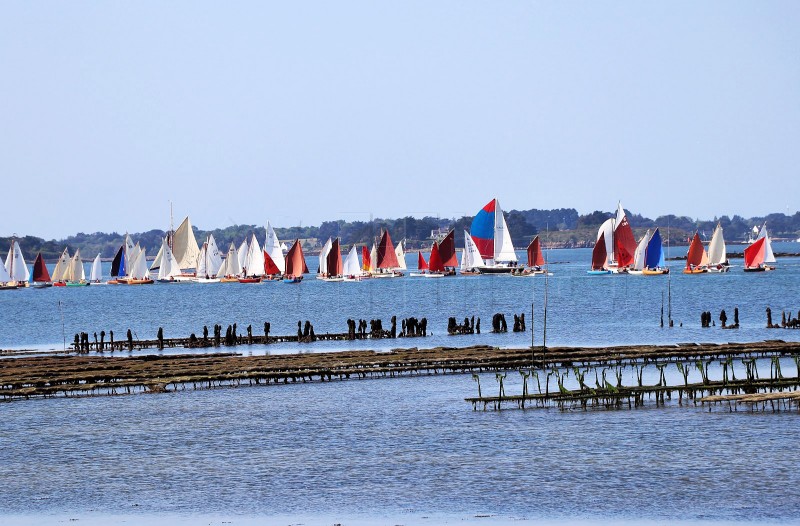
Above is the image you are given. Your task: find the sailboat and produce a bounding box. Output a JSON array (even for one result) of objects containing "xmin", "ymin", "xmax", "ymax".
[
  {"xmin": 394, "ymin": 240, "xmax": 408, "ymax": 271},
  {"xmin": 156, "ymin": 238, "xmax": 185, "ymax": 283},
  {"xmin": 588, "ymin": 232, "xmax": 612, "ymax": 275},
  {"xmin": 65, "ymin": 249, "xmax": 89, "ymax": 286},
  {"xmin": 743, "ymin": 223, "xmax": 776, "ymax": 272},
  {"xmin": 684, "ymin": 232, "xmax": 709, "ymax": 274},
  {"xmin": 5, "ymin": 239, "xmax": 30, "ymax": 287},
  {"xmin": 460, "ymin": 230, "xmax": 484, "ymax": 275},
  {"xmin": 470, "ymin": 198, "xmax": 518, "ymax": 273},
  {"xmin": 513, "ymin": 235, "xmax": 547, "ymax": 276},
  {"xmin": 151, "ymin": 215, "xmax": 201, "ymax": 278},
  {"xmin": 410, "ymin": 251, "xmax": 430, "ymax": 277},
  {"xmin": 628, "ymin": 229, "xmax": 651, "ymax": 276},
  {"xmin": 706, "ymin": 223, "xmax": 730, "ymax": 273},
  {"xmin": 361, "ymin": 245, "xmax": 373, "ymax": 277},
  {"xmin": 239, "ymin": 233, "xmax": 265, "ymax": 283},
  {"xmin": 31, "ymin": 252, "xmax": 52, "ymax": 288},
  {"xmin": 0, "ymin": 251, "xmax": 14, "ymax": 290},
  {"xmin": 126, "ymin": 248, "xmax": 153, "ymax": 284},
  {"xmin": 588, "ymin": 203, "xmax": 637, "ymax": 273},
  {"xmin": 642, "ymin": 228, "xmax": 669, "ymax": 275},
  {"xmin": 436, "ymin": 230, "xmax": 458, "ymax": 276},
  {"xmin": 317, "ymin": 237, "xmax": 333, "ymax": 279},
  {"xmin": 264, "ymin": 221, "xmax": 286, "ymax": 279},
  {"xmin": 320, "ymin": 238, "xmax": 345, "ymax": 282},
  {"xmin": 342, "ymin": 245, "xmax": 364, "ymax": 281},
  {"xmin": 89, "ymin": 253, "xmax": 105, "ymax": 284},
  {"xmin": 217, "ymin": 242, "xmax": 243, "ymax": 282},
  {"xmin": 195, "ymin": 234, "xmax": 223, "ymax": 283},
  {"xmin": 283, "ymin": 239, "xmax": 308, "ymax": 283},
  {"xmin": 51, "ymin": 248, "xmax": 71, "ymax": 286},
  {"xmin": 372, "ymin": 230, "xmax": 403, "ymax": 277}
]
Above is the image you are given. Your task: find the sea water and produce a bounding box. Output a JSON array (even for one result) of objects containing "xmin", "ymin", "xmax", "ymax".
[{"xmin": 1, "ymin": 245, "xmax": 799, "ymax": 524}]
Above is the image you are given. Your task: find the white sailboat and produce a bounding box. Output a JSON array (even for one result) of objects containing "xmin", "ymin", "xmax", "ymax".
[
  {"xmin": 51, "ymin": 248, "xmax": 71, "ymax": 284},
  {"xmin": 394, "ymin": 240, "xmax": 407, "ymax": 271},
  {"xmin": 706, "ymin": 223, "xmax": 730, "ymax": 272},
  {"xmin": 0, "ymin": 251, "xmax": 13, "ymax": 288},
  {"xmin": 196, "ymin": 234, "xmax": 223, "ymax": 282},
  {"xmin": 460, "ymin": 230, "xmax": 484, "ymax": 275},
  {"xmin": 628, "ymin": 229, "xmax": 652, "ymax": 275},
  {"xmin": 90, "ymin": 253, "xmax": 104, "ymax": 283},
  {"xmin": 5, "ymin": 239, "xmax": 30, "ymax": 287},
  {"xmin": 342, "ymin": 245, "xmax": 363, "ymax": 281},
  {"xmin": 172, "ymin": 216, "xmax": 200, "ymax": 272},
  {"xmin": 218, "ymin": 242, "xmax": 243, "ymax": 282},
  {"xmin": 317, "ymin": 237, "xmax": 333, "ymax": 279},
  {"xmin": 126, "ymin": 248, "xmax": 153, "ymax": 284},
  {"xmin": 66, "ymin": 249, "xmax": 88, "ymax": 285},
  {"xmin": 156, "ymin": 238, "xmax": 184, "ymax": 282},
  {"xmin": 240, "ymin": 233, "xmax": 265, "ymax": 279},
  {"xmin": 237, "ymin": 239, "xmax": 249, "ymax": 271}
]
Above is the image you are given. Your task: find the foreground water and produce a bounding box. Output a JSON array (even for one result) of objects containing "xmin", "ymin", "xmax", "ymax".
[{"xmin": 2, "ymin": 246, "xmax": 799, "ymax": 524}]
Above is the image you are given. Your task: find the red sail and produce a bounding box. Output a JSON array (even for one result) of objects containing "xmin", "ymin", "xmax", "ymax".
[
  {"xmin": 326, "ymin": 238, "xmax": 343, "ymax": 276},
  {"xmin": 32, "ymin": 252, "xmax": 51, "ymax": 282},
  {"xmin": 592, "ymin": 232, "xmax": 607, "ymax": 270},
  {"xmin": 614, "ymin": 217, "xmax": 636, "ymax": 268},
  {"xmin": 417, "ymin": 251, "xmax": 428, "ymax": 271},
  {"xmin": 743, "ymin": 237, "xmax": 765, "ymax": 268},
  {"xmin": 527, "ymin": 236, "xmax": 544, "ymax": 267},
  {"xmin": 377, "ymin": 230, "xmax": 399, "ymax": 269},
  {"xmin": 263, "ymin": 250, "xmax": 280, "ymax": 275},
  {"xmin": 284, "ymin": 240, "xmax": 309, "ymax": 278},
  {"xmin": 685, "ymin": 233, "xmax": 705, "ymax": 269},
  {"xmin": 428, "ymin": 242, "xmax": 445, "ymax": 272},
  {"xmin": 437, "ymin": 230, "xmax": 457, "ymax": 268},
  {"xmin": 362, "ymin": 246, "xmax": 371, "ymax": 271}
]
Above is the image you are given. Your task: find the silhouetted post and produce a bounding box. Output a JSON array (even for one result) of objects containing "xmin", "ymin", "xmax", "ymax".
[
  {"xmin": 127, "ymin": 329, "xmax": 133, "ymax": 351},
  {"xmin": 109, "ymin": 330, "xmax": 114, "ymax": 349},
  {"xmin": 734, "ymin": 307, "xmax": 739, "ymax": 327},
  {"xmin": 767, "ymin": 307, "xmax": 773, "ymax": 328},
  {"xmin": 203, "ymin": 325, "xmax": 209, "ymax": 342},
  {"xmin": 100, "ymin": 330, "xmax": 105, "ymax": 350},
  {"xmin": 476, "ymin": 318, "xmax": 480, "ymax": 334},
  {"xmin": 157, "ymin": 327, "xmax": 164, "ymax": 350},
  {"xmin": 719, "ymin": 310, "xmax": 727, "ymax": 328}
]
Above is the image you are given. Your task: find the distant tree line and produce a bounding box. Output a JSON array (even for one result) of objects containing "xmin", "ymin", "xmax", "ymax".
[{"xmin": 3, "ymin": 208, "xmax": 799, "ymax": 260}]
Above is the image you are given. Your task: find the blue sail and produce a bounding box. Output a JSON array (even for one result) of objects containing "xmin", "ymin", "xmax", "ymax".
[{"xmin": 644, "ymin": 228, "xmax": 664, "ymax": 269}]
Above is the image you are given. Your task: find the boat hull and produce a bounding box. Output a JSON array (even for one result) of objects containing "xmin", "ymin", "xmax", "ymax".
[
  {"xmin": 587, "ymin": 270, "xmax": 612, "ymax": 275},
  {"xmin": 126, "ymin": 279, "xmax": 154, "ymax": 285},
  {"xmin": 642, "ymin": 268, "xmax": 669, "ymax": 275},
  {"xmin": 32, "ymin": 282, "xmax": 53, "ymax": 288},
  {"xmin": 744, "ymin": 265, "xmax": 775, "ymax": 272},
  {"xmin": 683, "ymin": 268, "xmax": 707, "ymax": 274},
  {"xmin": 237, "ymin": 277, "xmax": 263, "ymax": 284},
  {"xmin": 477, "ymin": 265, "xmax": 517, "ymax": 274}
]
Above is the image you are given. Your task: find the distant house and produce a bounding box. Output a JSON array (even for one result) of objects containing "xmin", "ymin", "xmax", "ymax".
[{"xmin": 430, "ymin": 228, "xmax": 449, "ymax": 243}]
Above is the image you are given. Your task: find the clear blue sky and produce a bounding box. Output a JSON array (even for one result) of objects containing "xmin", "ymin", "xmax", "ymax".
[{"xmin": 2, "ymin": 2, "xmax": 798, "ymax": 238}]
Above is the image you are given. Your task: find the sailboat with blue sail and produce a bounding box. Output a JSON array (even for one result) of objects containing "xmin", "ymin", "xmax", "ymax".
[{"xmin": 642, "ymin": 228, "xmax": 669, "ymax": 275}]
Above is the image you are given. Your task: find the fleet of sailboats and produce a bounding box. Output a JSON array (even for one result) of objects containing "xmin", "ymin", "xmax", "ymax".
[{"xmin": 1, "ymin": 206, "xmax": 792, "ymax": 289}]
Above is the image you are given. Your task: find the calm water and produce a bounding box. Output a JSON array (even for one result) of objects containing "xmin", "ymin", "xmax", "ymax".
[{"xmin": 1, "ymin": 245, "xmax": 799, "ymax": 524}]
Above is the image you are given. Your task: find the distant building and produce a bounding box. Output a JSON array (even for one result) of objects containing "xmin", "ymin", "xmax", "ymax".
[{"xmin": 430, "ymin": 227, "xmax": 449, "ymax": 243}]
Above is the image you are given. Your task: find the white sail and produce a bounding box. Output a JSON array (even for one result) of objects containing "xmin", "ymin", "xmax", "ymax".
[
  {"xmin": 757, "ymin": 223, "xmax": 776, "ymax": 263},
  {"xmin": 0, "ymin": 253, "xmax": 11, "ymax": 282},
  {"xmin": 150, "ymin": 242, "xmax": 164, "ymax": 271},
  {"xmin": 343, "ymin": 245, "xmax": 361, "ymax": 276},
  {"xmin": 597, "ymin": 218, "xmax": 615, "ymax": 266},
  {"xmin": 237, "ymin": 240, "xmax": 248, "ymax": 270},
  {"xmin": 369, "ymin": 244, "xmax": 378, "ymax": 273},
  {"xmin": 243, "ymin": 233, "xmax": 265, "ymax": 276},
  {"xmin": 90, "ymin": 253, "xmax": 102, "ymax": 281},
  {"xmin": 123, "ymin": 234, "xmax": 135, "ymax": 272},
  {"xmin": 69, "ymin": 249, "xmax": 85, "ymax": 282},
  {"xmin": 157, "ymin": 238, "xmax": 182, "ymax": 279},
  {"xmin": 129, "ymin": 248, "xmax": 150, "ymax": 280},
  {"xmin": 206, "ymin": 234, "xmax": 223, "ymax": 276},
  {"xmin": 51, "ymin": 248, "xmax": 71, "ymax": 281},
  {"xmin": 220, "ymin": 242, "xmax": 242, "ymax": 277},
  {"xmin": 5, "ymin": 241, "xmax": 30, "ymax": 282},
  {"xmin": 633, "ymin": 229, "xmax": 651, "ymax": 271},
  {"xmin": 707, "ymin": 223, "xmax": 727, "ymax": 266},
  {"xmin": 462, "ymin": 230, "xmax": 485, "ymax": 270},
  {"xmin": 493, "ymin": 199, "xmax": 517, "ymax": 262},
  {"xmin": 395, "ymin": 240, "xmax": 407, "ymax": 270},
  {"xmin": 129, "ymin": 243, "xmax": 142, "ymax": 272},
  {"xmin": 264, "ymin": 221, "xmax": 286, "ymax": 274},
  {"xmin": 196, "ymin": 243, "xmax": 208, "ymax": 277},
  {"xmin": 172, "ymin": 216, "xmax": 200, "ymax": 270},
  {"xmin": 318, "ymin": 238, "xmax": 332, "ymax": 275}
]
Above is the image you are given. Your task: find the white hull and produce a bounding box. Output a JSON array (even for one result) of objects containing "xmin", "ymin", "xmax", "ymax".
[{"xmin": 195, "ymin": 278, "xmax": 221, "ymax": 284}]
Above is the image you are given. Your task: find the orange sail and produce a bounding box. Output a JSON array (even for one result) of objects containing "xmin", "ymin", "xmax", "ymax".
[
  {"xmin": 614, "ymin": 216, "xmax": 636, "ymax": 268},
  {"xmin": 417, "ymin": 251, "xmax": 428, "ymax": 271},
  {"xmin": 437, "ymin": 230, "xmax": 457, "ymax": 268},
  {"xmin": 744, "ymin": 237, "xmax": 765, "ymax": 268},
  {"xmin": 685, "ymin": 233, "xmax": 706, "ymax": 269},
  {"xmin": 377, "ymin": 230, "xmax": 399, "ymax": 269},
  {"xmin": 592, "ymin": 233, "xmax": 608, "ymax": 270},
  {"xmin": 362, "ymin": 246, "xmax": 371, "ymax": 271},
  {"xmin": 527, "ymin": 236, "xmax": 544, "ymax": 267},
  {"xmin": 428, "ymin": 243, "xmax": 444, "ymax": 273},
  {"xmin": 284, "ymin": 240, "xmax": 309, "ymax": 278},
  {"xmin": 326, "ymin": 238, "xmax": 343, "ymax": 277}
]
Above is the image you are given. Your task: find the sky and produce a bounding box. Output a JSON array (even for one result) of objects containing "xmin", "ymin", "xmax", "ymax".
[{"xmin": 1, "ymin": 1, "xmax": 799, "ymax": 239}]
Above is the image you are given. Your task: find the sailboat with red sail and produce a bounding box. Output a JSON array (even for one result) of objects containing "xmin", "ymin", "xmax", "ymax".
[
  {"xmin": 31, "ymin": 252, "xmax": 53, "ymax": 288},
  {"xmin": 410, "ymin": 251, "xmax": 430, "ymax": 277},
  {"xmin": 513, "ymin": 235, "xmax": 546, "ymax": 276},
  {"xmin": 683, "ymin": 232, "xmax": 709, "ymax": 274},
  {"xmin": 743, "ymin": 223, "xmax": 776, "ymax": 272},
  {"xmin": 283, "ymin": 239, "xmax": 308, "ymax": 283},
  {"xmin": 436, "ymin": 230, "xmax": 457, "ymax": 276},
  {"xmin": 321, "ymin": 238, "xmax": 345, "ymax": 282},
  {"xmin": 588, "ymin": 232, "xmax": 612, "ymax": 275},
  {"xmin": 587, "ymin": 202, "xmax": 636, "ymax": 274},
  {"xmin": 372, "ymin": 230, "xmax": 403, "ymax": 278}
]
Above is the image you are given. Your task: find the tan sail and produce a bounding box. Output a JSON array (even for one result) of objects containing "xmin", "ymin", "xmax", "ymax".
[
  {"xmin": 172, "ymin": 216, "xmax": 201, "ymax": 271},
  {"xmin": 52, "ymin": 248, "xmax": 71, "ymax": 281}
]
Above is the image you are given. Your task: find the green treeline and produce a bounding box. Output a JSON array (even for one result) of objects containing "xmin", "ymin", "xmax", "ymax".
[{"xmin": 3, "ymin": 208, "xmax": 799, "ymax": 260}]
